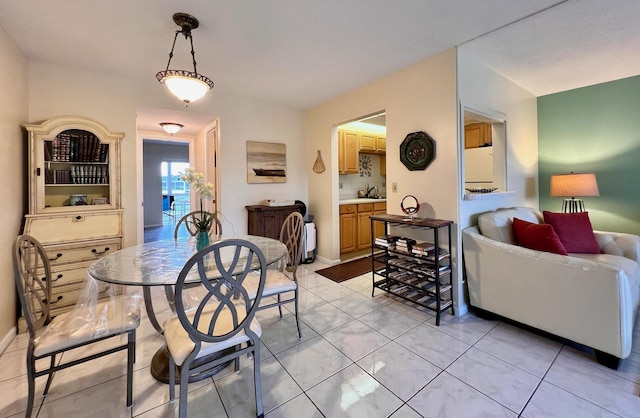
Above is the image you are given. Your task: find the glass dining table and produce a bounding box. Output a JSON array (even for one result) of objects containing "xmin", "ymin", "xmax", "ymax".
[{"xmin": 87, "ymin": 234, "xmax": 288, "ymax": 383}]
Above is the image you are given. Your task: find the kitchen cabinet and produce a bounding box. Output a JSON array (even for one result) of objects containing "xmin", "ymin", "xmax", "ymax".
[
  {"xmin": 360, "ymin": 133, "xmax": 386, "ymax": 154},
  {"xmin": 373, "ymin": 202, "xmax": 387, "ymax": 238},
  {"xmin": 357, "ymin": 203, "xmax": 374, "ymax": 249},
  {"xmin": 339, "ymin": 204, "xmax": 357, "ymax": 253},
  {"xmin": 338, "ymin": 130, "xmax": 358, "ymax": 174},
  {"xmin": 464, "ymin": 122, "xmax": 492, "ymax": 149},
  {"xmin": 22, "ymin": 115, "xmax": 124, "ymax": 320},
  {"xmin": 340, "ymin": 201, "xmax": 386, "ymax": 254},
  {"xmin": 246, "ymin": 203, "xmax": 305, "ymax": 240}
]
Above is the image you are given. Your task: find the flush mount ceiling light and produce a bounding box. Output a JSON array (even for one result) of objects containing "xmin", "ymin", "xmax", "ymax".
[
  {"xmin": 156, "ymin": 13, "xmax": 214, "ymax": 105},
  {"xmin": 159, "ymin": 122, "xmax": 184, "ymax": 135}
]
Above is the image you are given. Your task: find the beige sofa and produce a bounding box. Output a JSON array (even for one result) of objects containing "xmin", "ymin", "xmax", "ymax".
[{"xmin": 462, "ymin": 207, "xmax": 640, "ymax": 369}]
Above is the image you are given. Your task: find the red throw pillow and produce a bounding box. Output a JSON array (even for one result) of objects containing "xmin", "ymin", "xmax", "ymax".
[
  {"xmin": 512, "ymin": 218, "xmax": 568, "ymax": 255},
  {"xmin": 542, "ymin": 211, "xmax": 600, "ymax": 254}
]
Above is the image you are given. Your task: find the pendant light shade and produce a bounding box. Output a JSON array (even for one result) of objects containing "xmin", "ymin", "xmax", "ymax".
[
  {"xmin": 159, "ymin": 122, "xmax": 184, "ymax": 135},
  {"xmin": 156, "ymin": 13, "xmax": 214, "ymax": 105}
]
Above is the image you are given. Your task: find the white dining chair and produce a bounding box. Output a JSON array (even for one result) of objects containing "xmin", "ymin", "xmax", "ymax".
[
  {"xmin": 246, "ymin": 211, "xmax": 304, "ymax": 338},
  {"xmin": 13, "ymin": 234, "xmax": 140, "ymax": 417},
  {"xmin": 164, "ymin": 238, "xmax": 267, "ymax": 418}
]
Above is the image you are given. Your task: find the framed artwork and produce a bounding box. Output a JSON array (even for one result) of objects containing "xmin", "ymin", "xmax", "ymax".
[
  {"xmin": 246, "ymin": 141, "xmax": 287, "ymax": 184},
  {"xmin": 92, "ymin": 197, "xmax": 108, "ymax": 205}
]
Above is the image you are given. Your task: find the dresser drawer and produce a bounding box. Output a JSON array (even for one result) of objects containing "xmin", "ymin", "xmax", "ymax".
[
  {"xmin": 49, "ymin": 281, "xmax": 110, "ymax": 315},
  {"xmin": 24, "ymin": 211, "xmax": 122, "ymax": 245},
  {"xmin": 50, "ymin": 260, "xmax": 98, "ymax": 287},
  {"xmin": 45, "ymin": 238, "xmax": 122, "ymax": 266}
]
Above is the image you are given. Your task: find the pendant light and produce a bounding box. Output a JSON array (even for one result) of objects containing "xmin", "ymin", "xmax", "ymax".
[
  {"xmin": 159, "ymin": 122, "xmax": 184, "ymax": 135},
  {"xmin": 156, "ymin": 13, "xmax": 214, "ymax": 105}
]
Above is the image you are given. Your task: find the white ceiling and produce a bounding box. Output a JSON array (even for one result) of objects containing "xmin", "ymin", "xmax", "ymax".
[{"xmin": 2, "ymin": 0, "xmax": 639, "ymax": 134}]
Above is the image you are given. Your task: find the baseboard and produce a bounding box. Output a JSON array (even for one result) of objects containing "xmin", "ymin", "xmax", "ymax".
[{"xmin": 0, "ymin": 327, "xmax": 17, "ymax": 355}]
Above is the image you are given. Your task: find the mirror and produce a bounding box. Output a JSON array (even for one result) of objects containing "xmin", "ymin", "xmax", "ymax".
[{"xmin": 462, "ymin": 108, "xmax": 506, "ymax": 196}]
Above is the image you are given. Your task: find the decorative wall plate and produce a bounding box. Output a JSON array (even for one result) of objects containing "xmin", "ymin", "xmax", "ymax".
[{"xmin": 400, "ymin": 131, "xmax": 435, "ymax": 171}]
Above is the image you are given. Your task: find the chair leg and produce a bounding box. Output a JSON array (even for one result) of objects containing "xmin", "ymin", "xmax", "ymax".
[
  {"xmin": 277, "ymin": 294, "xmax": 283, "ymax": 318},
  {"xmin": 294, "ymin": 288, "xmax": 302, "ymax": 339},
  {"xmin": 179, "ymin": 360, "xmax": 191, "ymax": 418},
  {"xmin": 26, "ymin": 356, "xmax": 36, "ymax": 418},
  {"xmin": 42, "ymin": 354, "xmax": 57, "ymax": 396},
  {"xmin": 126, "ymin": 330, "xmax": 135, "ymax": 407},
  {"xmin": 252, "ymin": 341, "xmax": 264, "ymax": 418},
  {"xmin": 169, "ymin": 356, "xmax": 176, "ymax": 402}
]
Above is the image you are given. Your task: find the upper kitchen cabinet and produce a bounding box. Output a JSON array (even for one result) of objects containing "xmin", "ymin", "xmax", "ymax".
[
  {"xmin": 338, "ymin": 130, "xmax": 359, "ymax": 174},
  {"xmin": 464, "ymin": 122, "xmax": 492, "ymax": 149},
  {"xmin": 24, "ymin": 115, "xmax": 123, "ymax": 214},
  {"xmin": 359, "ymin": 132, "xmax": 386, "ymax": 154}
]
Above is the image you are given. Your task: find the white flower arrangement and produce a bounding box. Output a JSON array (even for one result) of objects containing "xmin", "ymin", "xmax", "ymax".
[{"xmin": 179, "ymin": 167, "xmax": 216, "ymax": 232}]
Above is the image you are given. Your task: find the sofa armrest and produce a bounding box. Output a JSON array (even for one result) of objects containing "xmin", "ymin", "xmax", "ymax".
[{"xmin": 595, "ymin": 231, "xmax": 640, "ymax": 262}]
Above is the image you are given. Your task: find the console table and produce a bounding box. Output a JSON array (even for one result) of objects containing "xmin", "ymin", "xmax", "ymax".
[{"xmin": 246, "ymin": 203, "xmax": 304, "ymax": 239}]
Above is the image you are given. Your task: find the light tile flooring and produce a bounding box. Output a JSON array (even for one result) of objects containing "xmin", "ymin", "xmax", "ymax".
[{"xmin": 3, "ymin": 260, "xmax": 640, "ymax": 417}]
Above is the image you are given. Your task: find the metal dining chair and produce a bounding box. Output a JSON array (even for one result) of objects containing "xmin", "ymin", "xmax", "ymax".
[
  {"xmin": 164, "ymin": 239, "xmax": 267, "ymax": 418},
  {"xmin": 246, "ymin": 211, "xmax": 304, "ymax": 338},
  {"xmin": 13, "ymin": 235, "xmax": 140, "ymax": 417},
  {"xmin": 173, "ymin": 210, "xmax": 223, "ymax": 239}
]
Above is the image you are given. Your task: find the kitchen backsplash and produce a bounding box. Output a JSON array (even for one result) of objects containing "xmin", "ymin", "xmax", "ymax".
[{"xmin": 339, "ymin": 153, "xmax": 386, "ymax": 199}]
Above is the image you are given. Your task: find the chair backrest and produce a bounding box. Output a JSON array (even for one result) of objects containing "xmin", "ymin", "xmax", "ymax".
[
  {"xmin": 173, "ymin": 239, "xmax": 267, "ymax": 345},
  {"xmin": 13, "ymin": 235, "xmax": 52, "ymax": 337},
  {"xmin": 280, "ymin": 212, "xmax": 304, "ymax": 281},
  {"xmin": 174, "ymin": 210, "xmax": 222, "ymax": 239}
]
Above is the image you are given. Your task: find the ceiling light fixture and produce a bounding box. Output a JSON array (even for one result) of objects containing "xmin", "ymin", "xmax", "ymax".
[
  {"xmin": 159, "ymin": 122, "xmax": 184, "ymax": 135},
  {"xmin": 156, "ymin": 13, "xmax": 214, "ymax": 105}
]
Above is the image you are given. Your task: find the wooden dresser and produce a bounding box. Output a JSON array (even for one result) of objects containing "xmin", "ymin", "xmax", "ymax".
[{"xmin": 246, "ymin": 203, "xmax": 304, "ymax": 239}]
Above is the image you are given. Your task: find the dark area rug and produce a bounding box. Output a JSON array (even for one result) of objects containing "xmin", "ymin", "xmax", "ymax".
[{"xmin": 316, "ymin": 256, "xmax": 383, "ymax": 283}]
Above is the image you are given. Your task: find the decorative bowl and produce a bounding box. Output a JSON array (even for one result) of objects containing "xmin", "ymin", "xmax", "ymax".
[{"xmin": 465, "ymin": 187, "xmax": 498, "ymax": 194}]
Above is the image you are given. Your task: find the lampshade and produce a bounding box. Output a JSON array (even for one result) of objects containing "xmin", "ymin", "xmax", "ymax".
[
  {"xmin": 550, "ymin": 173, "xmax": 599, "ymax": 197},
  {"xmin": 159, "ymin": 122, "xmax": 184, "ymax": 135},
  {"xmin": 156, "ymin": 13, "xmax": 214, "ymax": 105}
]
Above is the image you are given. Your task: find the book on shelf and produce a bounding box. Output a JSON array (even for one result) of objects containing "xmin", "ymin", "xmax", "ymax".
[{"xmin": 411, "ymin": 241, "xmax": 435, "ymax": 255}]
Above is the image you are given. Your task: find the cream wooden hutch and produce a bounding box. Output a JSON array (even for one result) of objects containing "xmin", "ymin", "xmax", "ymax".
[{"xmin": 22, "ymin": 115, "xmax": 124, "ymax": 319}]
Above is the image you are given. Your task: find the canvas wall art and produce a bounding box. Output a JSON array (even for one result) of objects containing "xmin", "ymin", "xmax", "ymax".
[{"xmin": 246, "ymin": 141, "xmax": 287, "ymax": 184}]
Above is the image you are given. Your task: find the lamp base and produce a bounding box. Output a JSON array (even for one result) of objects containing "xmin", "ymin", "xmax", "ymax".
[{"xmin": 561, "ymin": 198, "xmax": 585, "ymax": 213}]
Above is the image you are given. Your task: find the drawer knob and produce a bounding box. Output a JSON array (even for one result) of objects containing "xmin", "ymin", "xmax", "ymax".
[
  {"xmin": 49, "ymin": 253, "xmax": 63, "ymax": 261},
  {"xmin": 92, "ymin": 247, "xmax": 110, "ymax": 256},
  {"xmin": 52, "ymin": 274, "xmax": 63, "ymax": 282}
]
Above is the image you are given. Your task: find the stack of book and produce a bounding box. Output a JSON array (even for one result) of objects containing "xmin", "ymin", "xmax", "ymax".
[
  {"xmin": 375, "ymin": 235, "xmax": 400, "ymax": 248},
  {"xmin": 396, "ymin": 237, "xmax": 417, "ymax": 252},
  {"xmin": 411, "ymin": 241, "xmax": 435, "ymax": 255}
]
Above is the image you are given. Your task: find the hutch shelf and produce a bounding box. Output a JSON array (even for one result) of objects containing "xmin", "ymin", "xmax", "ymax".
[{"xmin": 370, "ymin": 214, "xmax": 454, "ymax": 325}]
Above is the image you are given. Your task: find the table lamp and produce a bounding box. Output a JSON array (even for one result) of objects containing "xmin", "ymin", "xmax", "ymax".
[{"xmin": 550, "ymin": 172, "xmax": 599, "ymax": 213}]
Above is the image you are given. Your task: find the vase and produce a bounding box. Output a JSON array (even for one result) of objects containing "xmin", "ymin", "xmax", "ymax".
[{"xmin": 196, "ymin": 231, "xmax": 210, "ymax": 251}]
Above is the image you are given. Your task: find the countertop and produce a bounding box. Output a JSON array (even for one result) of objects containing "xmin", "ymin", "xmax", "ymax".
[{"xmin": 340, "ymin": 198, "xmax": 387, "ymax": 204}]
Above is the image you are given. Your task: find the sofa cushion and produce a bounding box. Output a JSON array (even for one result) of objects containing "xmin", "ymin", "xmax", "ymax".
[
  {"xmin": 513, "ymin": 218, "xmax": 568, "ymax": 255},
  {"xmin": 543, "ymin": 211, "xmax": 600, "ymax": 254},
  {"xmin": 478, "ymin": 207, "xmax": 544, "ymax": 245}
]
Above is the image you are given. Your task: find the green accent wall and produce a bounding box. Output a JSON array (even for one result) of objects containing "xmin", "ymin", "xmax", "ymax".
[{"xmin": 538, "ymin": 75, "xmax": 640, "ymax": 234}]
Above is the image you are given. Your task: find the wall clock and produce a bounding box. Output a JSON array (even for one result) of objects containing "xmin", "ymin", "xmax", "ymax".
[
  {"xmin": 400, "ymin": 131, "xmax": 436, "ymax": 171},
  {"xmin": 359, "ymin": 155, "xmax": 372, "ymax": 177}
]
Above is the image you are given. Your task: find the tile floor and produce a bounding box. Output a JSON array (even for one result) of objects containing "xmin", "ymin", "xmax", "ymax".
[{"xmin": 2, "ymin": 260, "xmax": 640, "ymax": 417}]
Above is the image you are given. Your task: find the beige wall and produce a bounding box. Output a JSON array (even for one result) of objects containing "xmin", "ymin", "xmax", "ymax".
[
  {"xmin": 307, "ymin": 49, "xmax": 461, "ymax": 304},
  {"xmin": 0, "ymin": 26, "xmax": 28, "ymax": 348}
]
